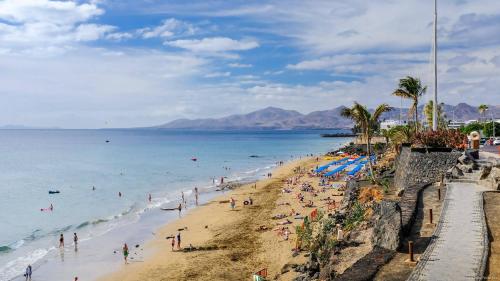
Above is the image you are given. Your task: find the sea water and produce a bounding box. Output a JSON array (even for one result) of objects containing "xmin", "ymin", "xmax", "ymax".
[{"xmin": 0, "ymin": 129, "xmax": 350, "ymax": 280}]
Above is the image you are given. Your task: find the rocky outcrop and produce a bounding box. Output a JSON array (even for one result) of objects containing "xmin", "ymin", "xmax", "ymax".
[
  {"xmin": 371, "ymin": 201, "xmax": 402, "ymax": 251},
  {"xmin": 333, "ymin": 246, "xmax": 395, "ymax": 281},
  {"xmin": 340, "ymin": 180, "xmax": 360, "ymax": 212},
  {"xmin": 394, "ymin": 146, "xmax": 461, "ymax": 191}
]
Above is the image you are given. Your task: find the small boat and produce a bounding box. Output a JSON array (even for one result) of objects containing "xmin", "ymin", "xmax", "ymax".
[
  {"xmin": 48, "ymin": 190, "xmax": 60, "ymax": 194},
  {"xmin": 191, "ymin": 158, "xmax": 197, "ymax": 162},
  {"xmin": 161, "ymin": 207, "xmax": 178, "ymax": 211},
  {"xmin": 105, "ymin": 140, "xmax": 110, "ymax": 143}
]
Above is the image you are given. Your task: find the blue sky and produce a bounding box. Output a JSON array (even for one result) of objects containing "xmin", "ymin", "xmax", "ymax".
[{"xmin": 0, "ymin": 0, "xmax": 499, "ymax": 128}]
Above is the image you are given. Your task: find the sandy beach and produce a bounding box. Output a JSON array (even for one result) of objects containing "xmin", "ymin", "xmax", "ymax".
[{"xmin": 98, "ymin": 156, "xmax": 345, "ymax": 281}]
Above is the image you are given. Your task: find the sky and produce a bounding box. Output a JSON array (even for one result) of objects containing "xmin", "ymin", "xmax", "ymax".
[{"xmin": 0, "ymin": 0, "xmax": 499, "ymax": 128}]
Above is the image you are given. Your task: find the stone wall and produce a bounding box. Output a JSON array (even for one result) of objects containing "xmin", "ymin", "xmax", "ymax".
[{"xmin": 394, "ymin": 146, "xmax": 461, "ymax": 191}]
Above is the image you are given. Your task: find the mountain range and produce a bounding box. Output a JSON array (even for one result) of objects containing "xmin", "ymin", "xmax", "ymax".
[{"xmin": 155, "ymin": 103, "xmax": 500, "ymax": 130}]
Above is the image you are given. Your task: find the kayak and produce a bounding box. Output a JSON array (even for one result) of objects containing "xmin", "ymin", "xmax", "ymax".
[{"xmin": 48, "ymin": 190, "xmax": 60, "ymax": 194}]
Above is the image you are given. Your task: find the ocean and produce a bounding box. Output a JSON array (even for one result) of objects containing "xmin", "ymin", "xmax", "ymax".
[{"xmin": 0, "ymin": 129, "xmax": 350, "ymax": 281}]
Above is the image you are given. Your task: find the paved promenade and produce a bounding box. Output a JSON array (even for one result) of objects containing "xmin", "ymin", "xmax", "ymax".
[{"xmin": 407, "ymin": 180, "xmax": 489, "ymax": 281}]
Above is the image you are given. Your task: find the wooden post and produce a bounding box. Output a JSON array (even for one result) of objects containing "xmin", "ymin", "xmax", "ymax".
[
  {"xmin": 429, "ymin": 209, "xmax": 433, "ymax": 224},
  {"xmin": 409, "ymin": 241, "xmax": 415, "ymax": 262},
  {"xmin": 438, "ymin": 188, "xmax": 441, "ymax": 201}
]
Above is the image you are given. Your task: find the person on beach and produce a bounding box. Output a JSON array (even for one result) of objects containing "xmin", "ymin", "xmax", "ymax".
[
  {"xmin": 92, "ymin": 186, "xmax": 96, "ymax": 191},
  {"xmin": 176, "ymin": 233, "xmax": 181, "ymax": 249},
  {"xmin": 123, "ymin": 243, "xmax": 129, "ymax": 264},
  {"xmin": 73, "ymin": 233, "xmax": 78, "ymax": 251},
  {"xmin": 59, "ymin": 234, "xmax": 64, "ymax": 248},
  {"xmin": 148, "ymin": 193, "xmax": 152, "ymax": 202},
  {"xmin": 118, "ymin": 191, "xmax": 122, "ymax": 197},
  {"xmin": 194, "ymin": 187, "xmax": 199, "ymax": 206},
  {"xmin": 50, "ymin": 203, "xmax": 53, "ymax": 211},
  {"xmin": 74, "ymin": 277, "xmax": 78, "ymax": 281},
  {"xmin": 171, "ymin": 236, "xmax": 175, "ymax": 251},
  {"xmin": 230, "ymin": 197, "xmax": 236, "ymax": 210},
  {"xmin": 25, "ymin": 264, "xmax": 32, "ymax": 281}
]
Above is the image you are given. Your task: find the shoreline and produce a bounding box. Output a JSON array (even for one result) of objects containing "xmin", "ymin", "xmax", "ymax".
[{"xmin": 97, "ymin": 155, "xmax": 342, "ymax": 281}]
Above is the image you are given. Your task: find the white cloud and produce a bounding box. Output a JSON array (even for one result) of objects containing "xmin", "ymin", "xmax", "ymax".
[
  {"xmin": 0, "ymin": 0, "xmax": 103, "ymax": 24},
  {"xmin": 165, "ymin": 37, "xmax": 259, "ymax": 53},
  {"xmin": 0, "ymin": 0, "xmax": 113, "ymax": 54},
  {"xmin": 204, "ymin": 71, "xmax": 231, "ymax": 78},
  {"xmin": 0, "ymin": 48, "xmax": 209, "ymax": 128},
  {"xmin": 138, "ymin": 18, "xmax": 196, "ymax": 39},
  {"xmin": 75, "ymin": 23, "xmax": 115, "ymax": 41},
  {"xmin": 228, "ymin": 62, "xmax": 252, "ymax": 68},
  {"xmin": 106, "ymin": 32, "xmax": 133, "ymax": 41}
]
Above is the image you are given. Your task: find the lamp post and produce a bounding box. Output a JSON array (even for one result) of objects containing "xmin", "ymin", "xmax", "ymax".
[{"xmin": 432, "ymin": 0, "xmax": 438, "ymax": 131}]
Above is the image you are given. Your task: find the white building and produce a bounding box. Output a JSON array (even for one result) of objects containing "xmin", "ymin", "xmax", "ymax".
[
  {"xmin": 448, "ymin": 120, "xmax": 466, "ymax": 129},
  {"xmin": 380, "ymin": 120, "xmax": 405, "ymax": 130}
]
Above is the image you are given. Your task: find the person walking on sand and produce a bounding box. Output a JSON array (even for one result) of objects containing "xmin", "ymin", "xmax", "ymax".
[
  {"xmin": 178, "ymin": 203, "xmax": 182, "ymax": 217},
  {"xmin": 25, "ymin": 264, "xmax": 32, "ymax": 281},
  {"xmin": 194, "ymin": 187, "xmax": 199, "ymax": 206},
  {"xmin": 230, "ymin": 197, "xmax": 236, "ymax": 210},
  {"xmin": 123, "ymin": 243, "xmax": 129, "ymax": 264},
  {"xmin": 176, "ymin": 232, "xmax": 181, "ymax": 249},
  {"xmin": 171, "ymin": 236, "xmax": 175, "ymax": 251},
  {"xmin": 73, "ymin": 233, "xmax": 78, "ymax": 251},
  {"xmin": 148, "ymin": 193, "xmax": 152, "ymax": 203},
  {"xmin": 59, "ymin": 234, "xmax": 64, "ymax": 248}
]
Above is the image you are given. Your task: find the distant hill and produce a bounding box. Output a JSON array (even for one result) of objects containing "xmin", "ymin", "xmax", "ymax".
[
  {"xmin": 382, "ymin": 103, "xmax": 500, "ymax": 122},
  {"xmin": 156, "ymin": 106, "xmax": 352, "ymax": 129},
  {"xmin": 155, "ymin": 103, "xmax": 499, "ymax": 130}
]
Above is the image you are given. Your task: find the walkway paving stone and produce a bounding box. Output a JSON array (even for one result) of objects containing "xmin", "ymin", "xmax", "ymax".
[{"xmin": 407, "ymin": 180, "xmax": 489, "ymax": 281}]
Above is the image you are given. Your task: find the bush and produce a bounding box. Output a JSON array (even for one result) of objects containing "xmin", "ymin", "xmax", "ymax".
[
  {"xmin": 412, "ymin": 129, "xmax": 467, "ymax": 150},
  {"xmin": 344, "ymin": 201, "xmax": 365, "ymax": 231}
]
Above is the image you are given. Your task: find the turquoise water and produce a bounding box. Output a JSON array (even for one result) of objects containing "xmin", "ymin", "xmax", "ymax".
[{"xmin": 0, "ymin": 129, "xmax": 349, "ymax": 280}]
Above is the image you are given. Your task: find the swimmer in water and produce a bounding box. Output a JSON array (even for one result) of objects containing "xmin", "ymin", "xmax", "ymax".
[{"xmin": 194, "ymin": 187, "xmax": 199, "ymax": 206}]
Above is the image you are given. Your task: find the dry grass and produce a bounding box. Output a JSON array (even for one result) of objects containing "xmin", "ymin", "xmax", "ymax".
[{"xmin": 484, "ymin": 192, "xmax": 500, "ymax": 279}]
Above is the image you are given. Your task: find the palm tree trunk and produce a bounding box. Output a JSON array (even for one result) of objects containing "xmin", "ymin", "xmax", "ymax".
[
  {"xmin": 366, "ymin": 133, "xmax": 375, "ymax": 180},
  {"xmin": 414, "ymin": 100, "xmax": 418, "ymax": 133}
]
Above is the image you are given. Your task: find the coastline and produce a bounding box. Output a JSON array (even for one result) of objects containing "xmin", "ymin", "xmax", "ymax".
[{"xmin": 98, "ymin": 155, "xmax": 342, "ymax": 281}]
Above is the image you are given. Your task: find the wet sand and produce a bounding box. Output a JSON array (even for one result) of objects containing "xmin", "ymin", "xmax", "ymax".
[{"xmin": 98, "ymin": 156, "xmax": 345, "ymax": 281}]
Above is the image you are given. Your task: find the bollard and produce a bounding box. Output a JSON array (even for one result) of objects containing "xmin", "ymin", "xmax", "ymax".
[
  {"xmin": 429, "ymin": 209, "xmax": 433, "ymax": 224},
  {"xmin": 438, "ymin": 188, "xmax": 441, "ymax": 201},
  {"xmin": 409, "ymin": 241, "xmax": 415, "ymax": 262}
]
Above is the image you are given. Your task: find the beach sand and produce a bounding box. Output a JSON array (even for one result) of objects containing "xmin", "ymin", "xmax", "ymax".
[{"xmin": 99, "ymin": 156, "xmax": 344, "ymax": 281}]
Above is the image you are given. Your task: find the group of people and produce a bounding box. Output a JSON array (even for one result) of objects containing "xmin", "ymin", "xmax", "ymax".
[
  {"xmin": 169, "ymin": 232, "xmax": 182, "ymax": 251},
  {"xmin": 58, "ymin": 233, "xmax": 78, "ymax": 250}
]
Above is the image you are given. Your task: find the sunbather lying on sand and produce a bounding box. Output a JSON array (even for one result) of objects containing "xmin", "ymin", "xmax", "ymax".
[
  {"xmin": 272, "ymin": 214, "xmax": 287, "ymax": 219},
  {"xmin": 276, "ymin": 219, "xmax": 292, "ymax": 225},
  {"xmin": 303, "ymin": 200, "xmax": 314, "ymax": 208}
]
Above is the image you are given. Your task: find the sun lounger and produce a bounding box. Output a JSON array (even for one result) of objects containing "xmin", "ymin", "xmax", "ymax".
[{"xmin": 253, "ymin": 268, "xmax": 268, "ymax": 281}]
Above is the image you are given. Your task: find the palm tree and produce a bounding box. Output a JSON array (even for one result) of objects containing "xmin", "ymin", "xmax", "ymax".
[
  {"xmin": 392, "ymin": 76, "xmax": 427, "ymax": 133},
  {"xmin": 478, "ymin": 104, "xmax": 488, "ymax": 122},
  {"xmin": 341, "ymin": 102, "xmax": 392, "ymax": 179},
  {"xmin": 424, "ymin": 100, "xmax": 445, "ymax": 129}
]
